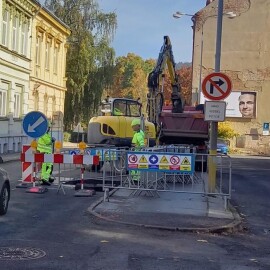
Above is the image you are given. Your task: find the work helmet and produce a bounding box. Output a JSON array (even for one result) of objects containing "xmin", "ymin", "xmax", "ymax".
[{"xmin": 131, "ymin": 119, "xmax": 140, "ymax": 127}]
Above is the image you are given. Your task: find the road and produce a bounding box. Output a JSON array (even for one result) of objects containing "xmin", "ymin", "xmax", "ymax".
[{"xmin": 0, "ymin": 157, "xmax": 270, "ymax": 269}]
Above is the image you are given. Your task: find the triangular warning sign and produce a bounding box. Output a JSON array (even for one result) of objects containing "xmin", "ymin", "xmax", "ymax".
[
  {"xmin": 139, "ymin": 155, "xmax": 148, "ymax": 163},
  {"xmin": 181, "ymin": 157, "xmax": 190, "ymax": 165},
  {"xmin": 160, "ymin": 155, "xmax": 169, "ymax": 163},
  {"xmin": 97, "ymin": 151, "xmax": 101, "ymax": 156}
]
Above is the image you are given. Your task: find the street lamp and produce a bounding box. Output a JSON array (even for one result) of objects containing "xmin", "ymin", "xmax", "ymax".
[{"xmin": 173, "ymin": 10, "xmax": 236, "ymax": 104}]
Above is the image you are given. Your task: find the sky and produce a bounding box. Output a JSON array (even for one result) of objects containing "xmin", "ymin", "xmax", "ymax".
[
  {"xmin": 40, "ymin": 0, "xmax": 206, "ymax": 63},
  {"xmin": 98, "ymin": 0, "xmax": 206, "ymax": 63}
]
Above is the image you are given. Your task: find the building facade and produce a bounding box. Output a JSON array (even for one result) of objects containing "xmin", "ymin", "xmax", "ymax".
[
  {"xmin": 0, "ymin": 0, "xmax": 70, "ymax": 154},
  {"xmin": 192, "ymin": 0, "xmax": 270, "ymax": 153}
]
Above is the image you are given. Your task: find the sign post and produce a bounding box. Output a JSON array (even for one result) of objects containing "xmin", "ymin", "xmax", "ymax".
[{"xmin": 22, "ymin": 111, "xmax": 49, "ymax": 194}]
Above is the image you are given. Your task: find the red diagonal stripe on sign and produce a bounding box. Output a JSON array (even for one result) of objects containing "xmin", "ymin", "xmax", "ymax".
[
  {"xmin": 209, "ymin": 78, "xmax": 225, "ymax": 95},
  {"xmin": 73, "ymin": 155, "xmax": 83, "ymax": 164},
  {"xmin": 21, "ymin": 153, "xmax": 25, "ymax": 162}
]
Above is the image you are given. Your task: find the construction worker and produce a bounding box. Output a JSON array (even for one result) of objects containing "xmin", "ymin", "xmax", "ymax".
[
  {"xmin": 131, "ymin": 119, "xmax": 145, "ymax": 149},
  {"xmin": 131, "ymin": 119, "xmax": 145, "ymax": 182},
  {"xmin": 37, "ymin": 122, "xmax": 55, "ymax": 186}
]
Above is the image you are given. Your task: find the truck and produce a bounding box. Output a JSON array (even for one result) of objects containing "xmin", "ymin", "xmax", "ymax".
[{"xmin": 147, "ymin": 36, "xmax": 209, "ymax": 170}]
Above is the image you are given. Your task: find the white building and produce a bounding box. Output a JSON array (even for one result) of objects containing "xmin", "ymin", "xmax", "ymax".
[{"xmin": 0, "ymin": 0, "xmax": 70, "ymax": 154}]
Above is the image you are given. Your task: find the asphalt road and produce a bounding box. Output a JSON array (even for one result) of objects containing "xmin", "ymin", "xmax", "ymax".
[{"xmin": 0, "ymin": 157, "xmax": 270, "ymax": 270}]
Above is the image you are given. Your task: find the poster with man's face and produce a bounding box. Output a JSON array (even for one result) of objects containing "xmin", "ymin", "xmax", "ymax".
[{"xmin": 200, "ymin": 91, "xmax": 257, "ymax": 118}]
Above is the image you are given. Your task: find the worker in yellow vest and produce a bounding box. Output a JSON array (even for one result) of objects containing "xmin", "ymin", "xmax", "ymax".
[
  {"xmin": 37, "ymin": 122, "xmax": 55, "ymax": 186},
  {"xmin": 131, "ymin": 119, "xmax": 145, "ymax": 182}
]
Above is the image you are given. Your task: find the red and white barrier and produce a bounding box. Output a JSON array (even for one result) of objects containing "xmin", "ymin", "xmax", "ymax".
[
  {"xmin": 21, "ymin": 153, "xmax": 99, "ymax": 165},
  {"xmin": 22, "ymin": 145, "xmax": 33, "ymax": 182}
]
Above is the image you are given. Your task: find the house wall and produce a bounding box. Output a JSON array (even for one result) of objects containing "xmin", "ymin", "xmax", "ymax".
[{"xmin": 192, "ymin": 0, "xmax": 270, "ymax": 153}]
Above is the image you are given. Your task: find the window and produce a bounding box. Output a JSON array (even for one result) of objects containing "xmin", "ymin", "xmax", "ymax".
[
  {"xmin": 45, "ymin": 38, "xmax": 52, "ymax": 70},
  {"xmin": 12, "ymin": 16, "xmax": 19, "ymax": 51},
  {"xmin": 35, "ymin": 35, "xmax": 41, "ymax": 65},
  {"xmin": 53, "ymin": 45, "xmax": 59, "ymax": 74},
  {"xmin": 1, "ymin": 10, "xmax": 9, "ymax": 46},
  {"xmin": 127, "ymin": 101, "xmax": 141, "ymax": 117},
  {"xmin": 0, "ymin": 82, "xmax": 9, "ymax": 117},
  {"xmin": 20, "ymin": 23, "xmax": 28, "ymax": 56},
  {"xmin": 14, "ymin": 85, "xmax": 22, "ymax": 118}
]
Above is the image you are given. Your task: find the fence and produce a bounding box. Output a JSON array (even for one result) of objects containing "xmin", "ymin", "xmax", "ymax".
[{"xmin": 99, "ymin": 147, "xmax": 232, "ymax": 207}]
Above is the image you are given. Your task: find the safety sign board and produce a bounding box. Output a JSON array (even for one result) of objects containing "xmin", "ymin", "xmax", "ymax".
[
  {"xmin": 127, "ymin": 152, "xmax": 194, "ymax": 173},
  {"xmin": 23, "ymin": 111, "xmax": 48, "ymax": 138},
  {"xmin": 202, "ymin": 72, "xmax": 232, "ymax": 101}
]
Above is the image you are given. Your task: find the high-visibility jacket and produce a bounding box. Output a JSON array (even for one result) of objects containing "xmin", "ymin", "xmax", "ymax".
[
  {"xmin": 132, "ymin": 130, "xmax": 145, "ymax": 149},
  {"xmin": 37, "ymin": 133, "xmax": 53, "ymax": 154}
]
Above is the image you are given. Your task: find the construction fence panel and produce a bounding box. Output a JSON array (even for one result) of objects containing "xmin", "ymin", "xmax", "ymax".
[{"xmin": 101, "ymin": 147, "xmax": 232, "ymax": 201}]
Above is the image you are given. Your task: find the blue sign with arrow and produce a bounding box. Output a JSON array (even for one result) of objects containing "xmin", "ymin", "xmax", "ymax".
[{"xmin": 23, "ymin": 111, "xmax": 48, "ymax": 138}]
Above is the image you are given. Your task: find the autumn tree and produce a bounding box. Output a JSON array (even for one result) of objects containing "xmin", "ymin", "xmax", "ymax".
[{"xmin": 162, "ymin": 65, "xmax": 192, "ymax": 106}]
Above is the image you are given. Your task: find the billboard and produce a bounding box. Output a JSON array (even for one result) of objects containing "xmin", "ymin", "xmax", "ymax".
[{"xmin": 200, "ymin": 91, "xmax": 257, "ymax": 118}]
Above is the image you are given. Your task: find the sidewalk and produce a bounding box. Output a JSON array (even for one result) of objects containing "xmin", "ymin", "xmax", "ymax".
[{"xmin": 89, "ymin": 186, "xmax": 242, "ymax": 233}]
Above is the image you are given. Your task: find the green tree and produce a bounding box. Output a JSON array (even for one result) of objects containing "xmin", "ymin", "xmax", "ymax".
[{"xmin": 45, "ymin": 0, "xmax": 117, "ymax": 130}]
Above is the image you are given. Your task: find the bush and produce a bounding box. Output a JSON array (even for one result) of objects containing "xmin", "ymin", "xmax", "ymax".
[
  {"xmin": 63, "ymin": 132, "xmax": 71, "ymax": 142},
  {"xmin": 218, "ymin": 122, "xmax": 238, "ymax": 139}
]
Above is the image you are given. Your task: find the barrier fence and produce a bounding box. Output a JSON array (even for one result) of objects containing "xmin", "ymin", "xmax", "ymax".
[
  {"xmin": 98, "ymin": 147, "xmax": 232, "ymax": 208},
  {"xmin": 19, "ymin": 144, "xmax": 232, "ymax": 206}
]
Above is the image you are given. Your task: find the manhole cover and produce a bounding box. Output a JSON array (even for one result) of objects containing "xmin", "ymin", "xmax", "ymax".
[{"xmin": 0, "ymin": 247, "xmax": 46, "ymax": 260}]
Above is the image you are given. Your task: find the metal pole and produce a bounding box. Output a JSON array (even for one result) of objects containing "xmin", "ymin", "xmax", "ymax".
[
  {"xmin": 198, "ymin": 23, "xmax": 204, "ymax": 104},
  {"xmin": 209, "ymin": 0, "xmax": 223, "ymax": 193}
]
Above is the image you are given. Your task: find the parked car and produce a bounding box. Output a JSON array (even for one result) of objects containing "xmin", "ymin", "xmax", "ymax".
[
  {"xmin": 217, "ymin": 138, "xmax": 230, "ymax": 155},
  {"xmin": 0, "ymin": 167, "xmax": 10, "ymax": 215}
]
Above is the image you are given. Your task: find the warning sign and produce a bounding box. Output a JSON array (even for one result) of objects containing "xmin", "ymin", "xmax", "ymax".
[
  {"xmin": 160, "ymin": 156, "xmax": 169, "ymax": 163},
  {"xmin": 128, "ymin": 154, "xmax": 138, "ymax": 163},
  {"xmin": 181, "ymin": 157, "xmax": 190, "ymax": 165},
  {"xmin": 139, "ymin": 155, "xmax": 148, "ymax": 163}
]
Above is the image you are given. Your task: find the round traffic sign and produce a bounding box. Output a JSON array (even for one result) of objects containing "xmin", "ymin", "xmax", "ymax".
[
  {"xmin": 128, "ymin": 154, "xmax": 138, "ymax": 163},
  {"xmin": 170, "ymin": 155, "xmax": 180, "ymax": 165},
  {"xmin": 202, "ymin": 72, "xmax": 232, "ymax": 101},
  {"xmin": 22, "ymin": 111, "xmax": 48, "ymax": 138}
]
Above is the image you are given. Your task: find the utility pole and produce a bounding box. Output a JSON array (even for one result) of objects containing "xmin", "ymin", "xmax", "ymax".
[{"xmin": 208, "ymin": 0, "xmax": 223, "ymax": 192}]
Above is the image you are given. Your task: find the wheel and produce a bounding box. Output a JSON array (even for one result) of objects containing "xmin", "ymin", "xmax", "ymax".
[
  {"xmin": 0, "ymin": 182, "xmax": 10, "ymax": 215},
  {"xmin": 113, "ymin": 152, "xmax": 126, "ymax": 173}
]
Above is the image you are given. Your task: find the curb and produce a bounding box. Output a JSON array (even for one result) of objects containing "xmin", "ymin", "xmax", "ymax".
[{"xmin": 87, "ymin": 188, "xmax": 243, "ymax": 233}]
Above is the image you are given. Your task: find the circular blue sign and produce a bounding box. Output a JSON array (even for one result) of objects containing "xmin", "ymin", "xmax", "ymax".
[
  {"xmin": 23, "ymin": 111, "xmax": 48, "ymax": 138},
  {"xmin": 149, "ymin": 154, "xmax": 159, "ymax": 164}
]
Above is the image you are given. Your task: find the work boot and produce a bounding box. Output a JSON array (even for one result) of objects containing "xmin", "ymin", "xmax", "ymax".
[
  {"xmin": 41, "ymin": 179, "xmax": 51, "ymax": 186},
  {"xmin": 49, "ymin": 177, "xmax": 55, "ymax": 183}
]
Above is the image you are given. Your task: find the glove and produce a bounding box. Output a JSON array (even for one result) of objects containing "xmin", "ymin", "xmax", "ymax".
[{"xmin": 51, "ymin": 137, "xmax": 56, "ymax": 143}]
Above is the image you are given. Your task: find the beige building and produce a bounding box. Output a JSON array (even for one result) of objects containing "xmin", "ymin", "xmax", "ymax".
[
  {"xmin": 30, "ymin": 5, "xmax": 70, "ymax": 141},
  {"xmin": 0, "ymin": 0, "xmax": 70, "ymax": 154},
  {"xmin": 192, "ymin": 0, "xmax": 270, "ymax": 153}
]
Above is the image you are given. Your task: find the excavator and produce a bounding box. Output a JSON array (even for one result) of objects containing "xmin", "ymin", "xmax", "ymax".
[
  {"xmin": 87, "ymin": 97, "xmax": 156, "ymax": 147},
  {"xmin": 147, "ymin": 36, "xmax": 209, "ymax": 148}
]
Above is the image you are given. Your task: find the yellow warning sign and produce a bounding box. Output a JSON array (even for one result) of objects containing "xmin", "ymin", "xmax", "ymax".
[
  {"xmin": 97, "ymin": 151, "xmax": 101, "ymax": 156},
  {"xmin": 139, "ymin": 155, "xmax": 148, "ymax": 163},
  {"xmin": 160, "ymin": 155, "xmax": 169, "ymax": 164},
  {"xmin": 181, "ymin": 157, "xmax": 190, "ymax": 165}
]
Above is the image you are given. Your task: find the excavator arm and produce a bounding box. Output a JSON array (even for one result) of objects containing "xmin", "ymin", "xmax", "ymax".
[{"xmin": 147, "ymin": 36, "xmax": 183, "ymax": 130}]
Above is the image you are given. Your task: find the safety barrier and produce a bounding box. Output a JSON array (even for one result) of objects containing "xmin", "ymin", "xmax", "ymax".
[
  {"xmin": 99, "ymin": 147, "xmax": 232, "ymax": 208},
  {"xmin": 19, "ymin": 147, "xmax": 99, "ymax": 195}
]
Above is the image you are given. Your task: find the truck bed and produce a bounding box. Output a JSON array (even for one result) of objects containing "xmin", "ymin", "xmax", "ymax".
[{"xmin": 158, "ymin": 110, "xmax": 209, "ymax": 145}]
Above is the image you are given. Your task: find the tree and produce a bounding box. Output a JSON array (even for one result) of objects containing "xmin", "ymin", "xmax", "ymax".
[
  {"xmin": 45, "ymin": 0, "xmax": 117, "ymax": 130},
  {"xmin": 162, "ymin": 65, "xmax": 192, "ymax": 106}
]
